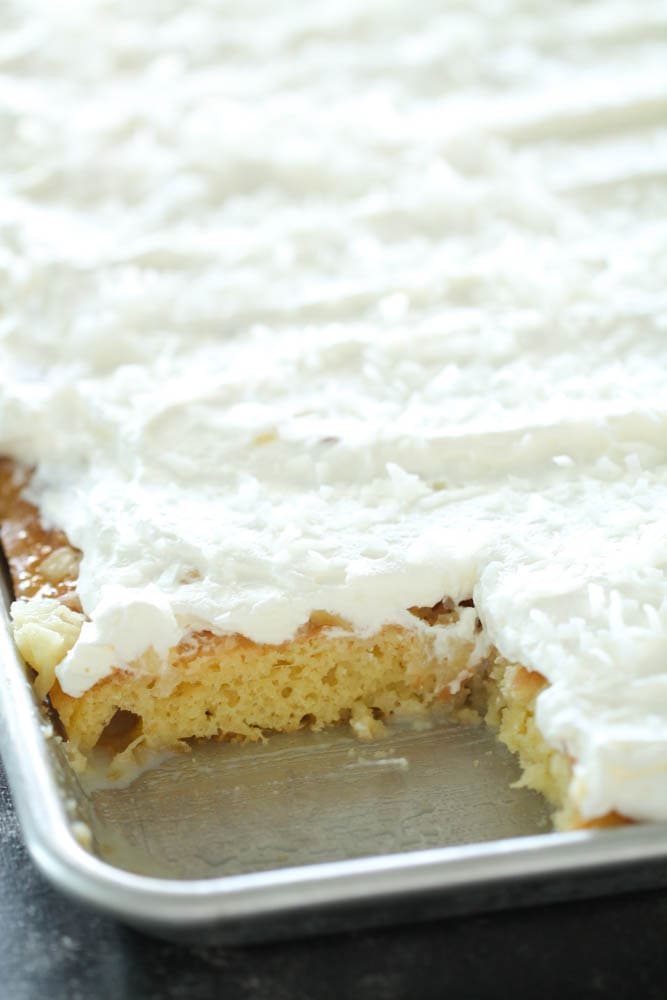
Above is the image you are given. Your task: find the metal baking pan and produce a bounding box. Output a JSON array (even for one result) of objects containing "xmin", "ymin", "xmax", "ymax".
[{"xmin": 2, "ymin": 559, "xmax": 667, "ymax": 945}]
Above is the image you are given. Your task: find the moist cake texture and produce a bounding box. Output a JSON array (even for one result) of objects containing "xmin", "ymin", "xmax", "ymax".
[
  {"xmin": 0, "ymin": 456, "xmax": 487, "ymax": 740},
  {"xmin": 1, "ymin": 0, "xmax": 667, "ymax": 826}
]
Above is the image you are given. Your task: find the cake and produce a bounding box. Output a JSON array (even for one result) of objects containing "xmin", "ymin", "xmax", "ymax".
[
  {"xmin": 1, "ymin": 0, "xmax": 666, "ymax": 830},
  {"xmin": 0, "ymin": 455, "xmax": 485, "ymax": 746}
]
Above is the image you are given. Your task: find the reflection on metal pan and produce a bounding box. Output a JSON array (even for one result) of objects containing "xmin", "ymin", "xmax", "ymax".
[{"xmin": 1, "ymin": 559, "xmax": 666, "ymax": 945}]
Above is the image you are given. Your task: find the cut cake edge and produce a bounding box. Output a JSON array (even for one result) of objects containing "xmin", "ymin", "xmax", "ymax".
[{"xmin": 0, "ymin": 457, "xmax": 626, "ymax": 831}]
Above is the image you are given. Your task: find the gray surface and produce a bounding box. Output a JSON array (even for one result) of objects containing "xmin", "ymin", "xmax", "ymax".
[{"xmin": 3, "ymin": 761, "xmax": 667, "ymax": 1000}]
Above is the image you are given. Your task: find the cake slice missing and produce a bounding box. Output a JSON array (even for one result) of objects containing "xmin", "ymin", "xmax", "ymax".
[{"xmin": 0, "ymin": 457, "xmax": 621, "ymax": 831}]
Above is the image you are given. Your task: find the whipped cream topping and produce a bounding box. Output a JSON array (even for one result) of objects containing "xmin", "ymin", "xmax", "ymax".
[{"xmin": 2, "ymin": 0, "xmax": 667, "ymax": 820}]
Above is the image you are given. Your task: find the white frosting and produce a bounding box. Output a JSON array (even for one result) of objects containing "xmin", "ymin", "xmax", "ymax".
[{"xmin": 2, "ymin": 0, "xmax": 667, "ymax": 820}]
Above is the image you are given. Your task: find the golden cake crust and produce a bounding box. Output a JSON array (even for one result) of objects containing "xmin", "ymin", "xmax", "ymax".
[{"xmin": 0, "ymin": 458, "xmax": 82, "ymax": 609}]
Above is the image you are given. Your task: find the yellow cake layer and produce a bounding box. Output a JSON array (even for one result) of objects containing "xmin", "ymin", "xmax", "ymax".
[{"xmin": 49, "ymin": 619, "xmax": 475, "ymax": 753}]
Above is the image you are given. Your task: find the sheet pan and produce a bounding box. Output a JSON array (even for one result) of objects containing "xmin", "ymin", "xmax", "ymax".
[{"xmin": 2, "ymin": 560, "xmax": 667, "ymax": 945}]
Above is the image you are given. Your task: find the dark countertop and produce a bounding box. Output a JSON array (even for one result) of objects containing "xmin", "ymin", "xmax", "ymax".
[{"xmin": 2, "ymin": 762, "xmax": 667, "ymax": 1000}]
